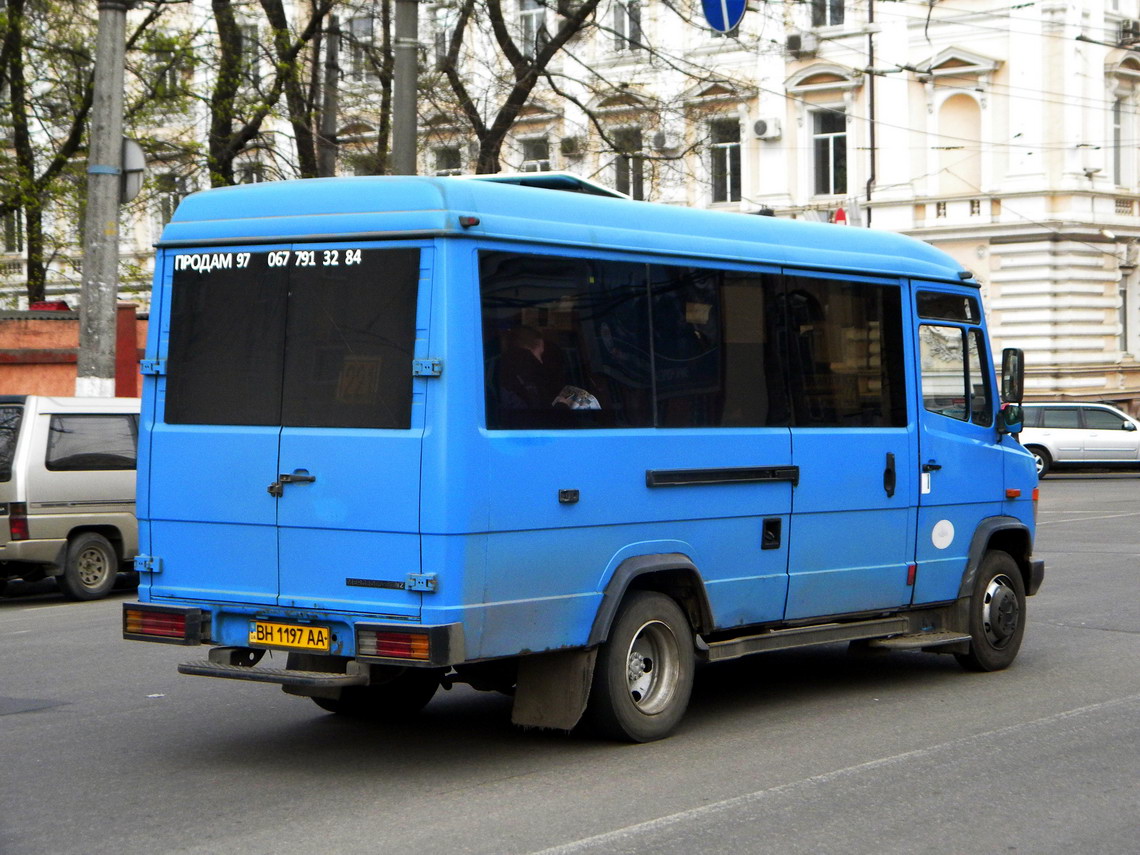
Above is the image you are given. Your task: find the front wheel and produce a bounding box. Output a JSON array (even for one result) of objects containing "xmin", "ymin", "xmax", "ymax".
[
  {"xmin": 954, "ymin": 550, "xmax": 1027, "ymax": 672},
  {"xmin": 1027, "ymin": 445, "xmax": 1051, "ymax": 477},
  {"xmin": 58, "ymin": 532, "xmax": 119, "ymax": 600},
  {"xmin": 586, "ymin": 591, "xmax": 695, "ymax": 742}
]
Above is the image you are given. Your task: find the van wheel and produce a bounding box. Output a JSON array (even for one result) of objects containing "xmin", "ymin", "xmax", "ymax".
[
  {"xmin": 310, "ymin": 668, "xmax": 441, "ymax": 719},
  {"xmin": 586, "ymin": 591, "xmax": 695, "ymax": 743},
  {"xmin": 1027, "ymin": 446, "xmax": 1051, "ymax": 477},
  {"xmin": 58, "ymin": 533, "xmax": 118, "ymax": 601},
  {"xmin": 954, "ymin": 551, "xmax": 1027, "ymax": 673}
]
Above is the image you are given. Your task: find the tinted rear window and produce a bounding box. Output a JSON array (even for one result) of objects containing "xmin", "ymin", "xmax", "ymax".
[
  {"xmin": 165, "ymin": 247, "xmax": 419, "ymax": 428},
  {"xmin": 0, "ymin": 406, "xmax": 23, "ymax": 482},
  {"xmin": 46, "ymin": 414, "xmax": 138, "ymax": 471}
]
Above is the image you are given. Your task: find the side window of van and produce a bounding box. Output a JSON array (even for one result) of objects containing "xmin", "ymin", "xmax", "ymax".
[
  {"xmin": 479, "ymin": 251, "xmax": 790, "ymax": 429},
  {"xmin": 166, "ymin": 248, "xmax": 419, "ymax": 429},
  {"xmin": 919, "ymin": 325, "xmax": 993, "ymax": 426},
  {"xmin": 46, "ymin": 414, "xmax": 139, "ymax": 471},
  {"xmin": 782, "ymin": 276, "xmax": 907, "ymax": 428},
  {"xmin": 0, "ymin": 405, "xmax": 22, "ymax": 482}
]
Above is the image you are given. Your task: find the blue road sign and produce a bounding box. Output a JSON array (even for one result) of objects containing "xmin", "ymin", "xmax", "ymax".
[{"xmin": 701, "ymin": 0, "xmax": 747, "ymax": 33}]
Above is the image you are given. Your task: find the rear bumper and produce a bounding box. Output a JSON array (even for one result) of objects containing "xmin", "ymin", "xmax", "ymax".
[{"xmin": 0, "ymin": 537, "xmax": 66, "ymax": 567}]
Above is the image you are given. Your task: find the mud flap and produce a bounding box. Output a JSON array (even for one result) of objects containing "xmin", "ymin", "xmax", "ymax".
[{"xmin": 511, "ymin": 648, "xmax": 598, "ymax": 731}]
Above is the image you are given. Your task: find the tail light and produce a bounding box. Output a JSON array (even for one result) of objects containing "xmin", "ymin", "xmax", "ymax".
[
  {"xmin": 355, "ymin": 623, "xmax": 463, "ymax": 666},
  {"xmin": 123, "ymin": 604, "xmax": 206, "ymax": 645},
  {"xmin": 8, "ymin": 502, "xmax": 29, "ymax": 541},
  {"xmin": 357, "ymin": 629, "xmax": 431, "ymax": 661}
]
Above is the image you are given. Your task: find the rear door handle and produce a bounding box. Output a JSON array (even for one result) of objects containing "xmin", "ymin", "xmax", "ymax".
[{"xmin": 268, "ymin": 469, "xmax": 316, "ymax": 496}]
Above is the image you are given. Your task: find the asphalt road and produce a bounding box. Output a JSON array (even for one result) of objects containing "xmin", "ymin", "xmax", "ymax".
[{"xmin": 2, "ymin": 474, "xmax": 1137, "ymax": 854}]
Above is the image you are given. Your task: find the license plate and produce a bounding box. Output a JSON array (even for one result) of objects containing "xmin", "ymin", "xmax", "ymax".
[{"xmin": 248, "ymin": 620, "xmax": 331, "ymax": 652}]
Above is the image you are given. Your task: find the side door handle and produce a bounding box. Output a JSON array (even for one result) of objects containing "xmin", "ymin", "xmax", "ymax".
[
  {"xmin": 884, "ymin": 452, "xmax": 896, "ymax": 498},
  {"xmin": 922, "ymin": 461, "xmax": 942, "ymax": 473}
]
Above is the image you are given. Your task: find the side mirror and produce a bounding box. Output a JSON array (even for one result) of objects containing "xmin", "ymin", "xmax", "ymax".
[
  {"xmin": 1001, "ymin": 348, "xmax": 1024, "ymax": 404},
  {"xmin": 1125, "ymin": 422, "xmax": 1137, "ymax": 432},
  {"xmin": 999, "ymin": 403, "xmax": 1024, "ymax": 435}
]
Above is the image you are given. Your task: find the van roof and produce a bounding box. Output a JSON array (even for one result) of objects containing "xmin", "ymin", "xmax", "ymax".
[{"xmin": 159, "ymin": 175, "xmax": 973, "ymax": 284}]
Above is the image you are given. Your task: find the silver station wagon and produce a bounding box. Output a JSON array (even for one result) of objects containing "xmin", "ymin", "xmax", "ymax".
[
  {"xmin": 0, "ymin": 396, "xmax": 140, "ymax": 599},
  {"xmin": 1019, "ymin": 402, "xmax": 1140, "ymax": 476}
]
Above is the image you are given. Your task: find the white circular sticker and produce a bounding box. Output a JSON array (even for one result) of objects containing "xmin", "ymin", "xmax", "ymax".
[{"xmin": 931, "ymin": 519, "xmax": 955, "ymax": 550}]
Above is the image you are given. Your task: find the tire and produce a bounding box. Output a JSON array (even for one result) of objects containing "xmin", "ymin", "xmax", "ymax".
[
  {"xmin": 309, "ymin": 667, "xmax": 441, "ymax": 719},
  {"xmin": 1027, "ymin": 445, "xmax": 1051, "ymax": 478},
  {"xmin": 586, "ymin": 590, "xmax": 695, "ymax": 743},
  {"xmin": 58, "ymin": 532, "xmax": 119, "ymax": 601},
  {"xmin": 954, "ymin": 550, "xmax": 1027, "ymax": 672}
]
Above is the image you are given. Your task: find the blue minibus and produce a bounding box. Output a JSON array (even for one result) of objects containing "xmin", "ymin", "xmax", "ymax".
[{"xmin": 124, "ymin": 175, "xmax": 1044, "ymax": 741}]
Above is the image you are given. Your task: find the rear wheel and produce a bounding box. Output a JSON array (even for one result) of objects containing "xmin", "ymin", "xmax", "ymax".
[
  {"xmin": 955, "ymin": 550, "xmax": 1027, "ymax": 672},
  {"xmin": 58, "ymin": 532, "xmax": 118, "ymax": 600},
  {"xmin": 586, "ymin": 591, "xmax": 695, "ymax": 743},
  {"xmin": 1026, "ymin": 445, "xmax": 1051, "ymax": 477}
]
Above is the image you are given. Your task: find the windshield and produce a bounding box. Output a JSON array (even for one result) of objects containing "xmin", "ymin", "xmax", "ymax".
[{"xmin": 0, "ymin": 405, "xmax": 23, "ymax": 482}]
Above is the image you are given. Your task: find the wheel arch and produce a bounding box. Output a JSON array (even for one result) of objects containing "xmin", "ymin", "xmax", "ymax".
[
  {"xmin": 958, "ymin": 517, "xmax": 1035, "ymax": 601},
  {"xmin": 587, "ymin": 553, "xmax": 712, "ymax": 647}
]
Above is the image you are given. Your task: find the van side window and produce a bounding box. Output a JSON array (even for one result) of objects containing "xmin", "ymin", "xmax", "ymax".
[
  {"xmin": 46, "ymin": 414, "xmax": 139, "ymax": 471},
  {"xmin": 784, "ymin": 276, "xmax": 907, "ymax": 427},
  {"xmin": 166, "ymin": 248, "xmax": 419, "ymax": 429},
  {"xmin": 0, "ymin": 405, "xmax": 22, "ymax": 482},
  {"xmin": 919, "ymin": 324, "xmax": 993, "ymax": 425},
  {"xmin": 916, "ymin": 290, "xmax": 981, "ymax": 323},
  {"xmin": 479, "ymin": 251, "xmax": 790, "ymax": 429}
]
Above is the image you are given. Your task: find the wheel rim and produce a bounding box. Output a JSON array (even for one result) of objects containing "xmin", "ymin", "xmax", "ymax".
[
  {"xmin": 76, "ymin": 546, "xmax": 112, "ymax": 589},
  {"xmin": 624, "ymin": 619, "xmax": 680, "ymax": 715},
  {"xmin": 982, "ymin": 574, "xmax": 1020, "ymax": 648},
  {"xmin": 1032, "ymin": 452, "xmax": 1046, "ymax": 474}
]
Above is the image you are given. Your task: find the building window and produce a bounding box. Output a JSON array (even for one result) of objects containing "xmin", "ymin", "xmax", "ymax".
[
  {"xmin": 613, "ymin": 128, "xmax": 644, "ymax": 200},
  {"xmin": 521, "ymin": 138, "xmax": 551, "ymax": 172},
  {"xmin": 3, "ymin": 209, "xmax": 22, "ymax": 253},
  {"xmin": 812, "ymin": 109, "xmax": 846, "ymax": 196},
  {"xmin": 237, "ymin": 162, "xmax": 266, "ymax": 184},
  {"xmin": 347, "ymin": 16, "xmax": 377, "ymax": 81},
  {"xmin": 519, "ymin": 0, "xmax": 547, "ymax": 57},
  {"xmin": 152, "ymin": 49, "xmax": 183, "ymax": 98},
  {"xmin": 156, "ymin": 173, "xmax": 187, "ymax": 226},
  {"xmin": 709, "ymin": 119, "xmax": 741, "ymax": 203},
  {"xmin": 935, "ymin": 201, "xmax": 947, "ymax": 218},
  {"xmin": 1113, "ymin": 98, "xmax": 1124, "ymax": 185},
  {"xmin": 614, "ymin": 1, "xmax": 642, "ymax": 53},
  {"xmin": 969, "ymin": 199, "xmax": 981, "ymax": 216},
  {"xmin": 434, "ymin": 147, "xmax": 463, "ymax": 176},
  {"xmin": 239, "ymin": 23, "xmax": 260, "ymax": 85},
  {"xmin": 811, "ymin": 0, "xmax": 844, "ymax": 28},
  {"xmin": 433, "ymin": 6, "xmax": 458, "ymax": 68}
]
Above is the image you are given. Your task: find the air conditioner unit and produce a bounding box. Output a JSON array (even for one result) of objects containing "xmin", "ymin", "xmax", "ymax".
[
  {"xmin": 559, "ymin": 136, "xmax": 583, "ymax": 157},
  {"xmin": 786, "ymin": 31, "xmax": 819, "ymax": 58},
  {"xmin": 753, "ymin": 118, "xmax": 782, "ymax": 140},
  {"xmin": 652, "ymin": 130, "xmax": 680, "ymax": 152}
]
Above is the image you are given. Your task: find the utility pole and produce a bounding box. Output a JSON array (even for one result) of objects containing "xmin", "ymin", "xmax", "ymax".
[
  {"xmin": 391, "ymin": 0, "xmax": 418, "ymax": 175},
  {"xmin": 317, "ymin": 16, "xmax": 340, "ymax": 177},
  {"xmin": 77, "ymin": 0, "xmax": 130, "ymax": 397}
]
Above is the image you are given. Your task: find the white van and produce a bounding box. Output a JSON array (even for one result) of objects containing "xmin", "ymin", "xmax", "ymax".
[{"xmin": 0, "ymin": 396, "xmax": 140, "ymax": 599}]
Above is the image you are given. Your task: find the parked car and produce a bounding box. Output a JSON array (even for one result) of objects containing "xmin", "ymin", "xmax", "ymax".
[
  {"xmin": 1019, "ymin": 402, "xmax": 1140, "ymax": 476},
  {"xmin": 0, "ymin": 396, "xmax": 140, "ymax": 599}
]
